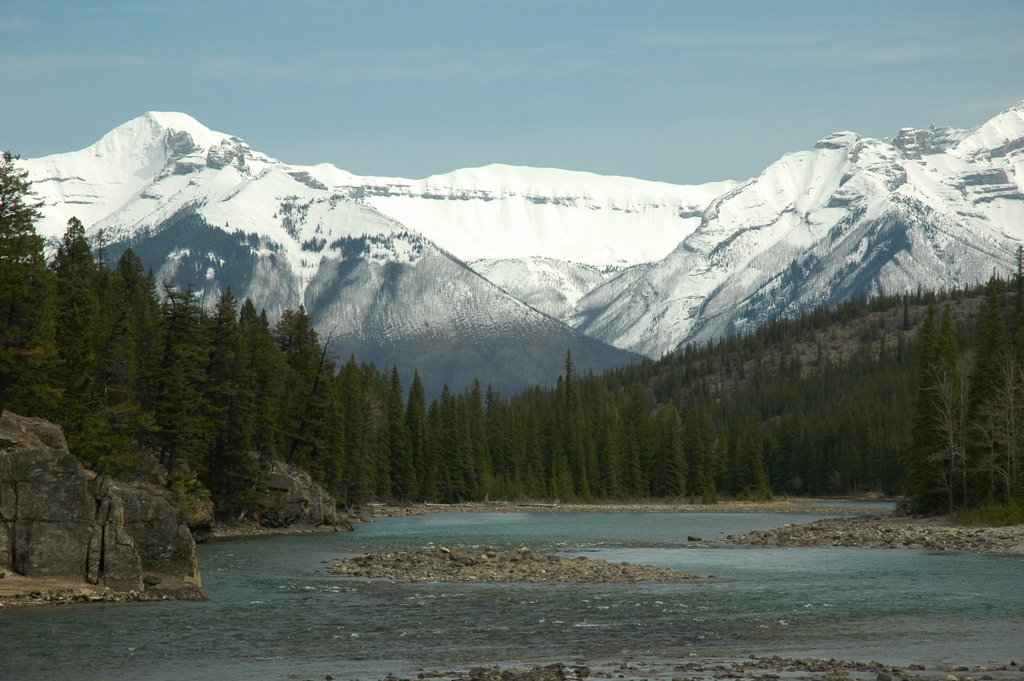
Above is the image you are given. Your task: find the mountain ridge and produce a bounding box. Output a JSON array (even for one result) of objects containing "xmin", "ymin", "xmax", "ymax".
[{"xmin": 13, "ymin": 99, "xmax": 1024, "ymax": 375}]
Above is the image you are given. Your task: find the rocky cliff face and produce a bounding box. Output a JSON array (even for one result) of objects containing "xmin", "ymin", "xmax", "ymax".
[
  {"xmin": 254, "ymin": 458, "xmax": 340, "ymax": 528},
  {"xmin": 0, "ymin": 412, "xmax": 202, "ymax": 598}
]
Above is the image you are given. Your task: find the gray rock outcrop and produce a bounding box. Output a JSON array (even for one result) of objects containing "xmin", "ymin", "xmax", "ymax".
[
  {"xmin": 254, "ymin": 458, "xmax": 339, "ymax": 528},
  {"xmin": 0, "ymin": 412, "xmax": 202, "ymax": 598}
]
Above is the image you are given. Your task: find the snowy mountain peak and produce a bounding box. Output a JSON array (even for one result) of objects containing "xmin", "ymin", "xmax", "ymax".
[
  {"xmin": 571, "ymin": 101, "xmax": 1024, "ymax": 358},
  {"xmin": 814, "ymin": 131, "xmax": 860, "ymax": 150},
  {"xmin": 954, "ymin": 100, "xmax": 1024, "ymax": 159},
  {"xmin": 13, "ymin": 100, "xmax": 1024, "ymax": 373},
  {"xmin": 88, "ymin": 111, "xmax": 233, "ymax": 169},
  {"xmin": 141, "ymin": 111, "xmax": 230, "ymax": 148}
]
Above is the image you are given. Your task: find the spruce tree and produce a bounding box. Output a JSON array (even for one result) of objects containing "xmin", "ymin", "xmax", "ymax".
[
  {"xmin": 620, "ymin": 381, "xmax": 649, "ymax": 497},
  {"xmin": 205, "ymin": 289, "xmax": 261, "ymax": 516},
  {"xmin": 908, "ymin": 305, "xmax": 945, "ymax": 513},
  {"xmin": 339, "ymin": 356, "xmax": 371, "ymax": 505},
  {"xmin": 649, "ymin": 404, "xmax": 685, "ymax": 497},
  {"xmin": 275, "ymin": 306, "xmax": 340, "ymax": 480},
  {"xmin": 466, "ymin": 379, "xmax": 491, "ymax": 499},
  {"xmin": 968, "ymin": 281, "xmax": 1012, "ymax": 503},
  {"xmin": 406, "ymin": 371, "xmax": 430, "ymax": 499},
  {"xmin": 89, "ymin": 248, "xmax": 162, "ymax": 468},
  {"xmin": 240, "ymin": 303, "xmax": 286, "ymax": 465},
  {"xmin": 152, "ymin": 284, "xmax": 210, "ymax": 473},
  {"xmin": 0, "ymin": 151, "xmax": 57, "ymax": 415},
  {"xmin": 931, "ymin": 303, "xmax": 966, "ymax": 511},
  {"xmin": 970, "ymin": 281, "xmax": 1008, "ymax": 419},
  {"xmin": 51, "ymin": 217, "xmax": 103, "ymax": 463},
  {"xmin": 388, "ymin": 367, "xmax": 416, "ymax": 500}
]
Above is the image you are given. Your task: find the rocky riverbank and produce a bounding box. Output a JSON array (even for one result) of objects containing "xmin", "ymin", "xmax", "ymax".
[
  {"xmin": 0, "ymin": 572, "xmax": 207, "ymax": 608},
  {"xmin": 729, "ymin": 513, "xmax": 1024, "ymax": 555},
  {"xmin": 331, "ymin": 546, "xmax": 700, "ymax": 582},
  {"xmin": 0, "ymin": 412, "xmax": 203, "ymax": 607},
  {"xmin": 359, "ymin": 498, "xmax": 885, "ymax": 519},
  {"xmin": 380, "ymin": 655, "xmax": 1024, "ymax": 681}
]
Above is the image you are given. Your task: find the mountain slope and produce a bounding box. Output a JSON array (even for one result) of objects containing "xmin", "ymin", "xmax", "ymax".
[
  {"xmin": 574, "ymin": 102, "xmax": 1024, "ymax": 356},
  {"xmin": 345, "ymin": 164, "xmax": 736, "ymax": 267},
  {"xmin": 16, "ymin": 101, "xmax": 1024, "ymax": 368},
  {"xmin": 21, "ymin": 113, "xmax": 639, "ymax": 393},
  {"xmin": 468, "ymin": 257, "xmax": 620, "ymax": 323}
]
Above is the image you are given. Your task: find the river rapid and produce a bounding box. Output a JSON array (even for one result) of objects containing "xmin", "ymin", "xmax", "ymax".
[{"xmin": 1, "ymin": 509, "xmax": 1022, "ymax": 680}]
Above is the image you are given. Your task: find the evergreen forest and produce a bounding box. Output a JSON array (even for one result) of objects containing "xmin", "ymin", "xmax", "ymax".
[{"xmin": 2, "ymin": 151, "xmax": 1023, "ymax": 520}]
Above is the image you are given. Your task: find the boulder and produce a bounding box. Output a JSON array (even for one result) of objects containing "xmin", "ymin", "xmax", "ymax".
[
  {"xmin": 254, "ymin": 458, "xmax": 338, "ymax": 528},
  {"xmin": 0, "ymin": 411, "xmax": 202, "ymax": 598}
]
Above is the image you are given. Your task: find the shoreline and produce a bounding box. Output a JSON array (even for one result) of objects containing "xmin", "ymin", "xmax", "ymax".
[
  {"xmin": 0, "ymin": 572, "xmax": 206, "ymax": 608},
  {"xmin": 6, "ymin": 499, "xmax": 1020, "ymax": 607},
  {"xmin": 355, "ymin": 497, "xmax": 891, "ymax": 519},
  {"xmin": 728, "ymin": 513, "xmax": 1024, "ymax": 555},
  {"xmin": 390, "ymin": 655, "xmax": 1024, "ymax": 681}
]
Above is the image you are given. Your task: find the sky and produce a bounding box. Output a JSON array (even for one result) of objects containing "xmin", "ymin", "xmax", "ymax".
[{"xmin": 2, "ymin": 0, "xmax": 1022, "ymax": 184}]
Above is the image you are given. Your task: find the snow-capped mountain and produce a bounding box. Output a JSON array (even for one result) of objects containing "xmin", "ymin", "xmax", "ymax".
[
  {"xmin": 343, "ymin": 165, "xmax": 735, "ymax": 267},
  {"xmin": 469, "ymin": 257, "xmax": 621, "ymax": 323},
  {"xmin": 23, "ymin": 112, "xmax": 735, "ymax": 270},
  {"xmin": 573, "ymin": 102, "xmax": 1024, "ymax": 356},
  {"xmin": 14, "ymin": 100, "xmax": 1024, "ymax": 376},
  {"xmin": 19, "ymin": 112, "xmax": 642, "ymax": 393}
]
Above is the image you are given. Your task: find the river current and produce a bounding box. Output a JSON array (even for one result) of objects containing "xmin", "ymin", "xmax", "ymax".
[{"xmin": 2, "ymin": 508, "xmax": 1022, "ymax": 680}]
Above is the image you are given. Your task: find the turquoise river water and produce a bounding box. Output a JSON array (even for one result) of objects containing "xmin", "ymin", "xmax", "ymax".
[{"xmin": 1, "ymin": 507, "xmax": 1022, "ymax": 680}]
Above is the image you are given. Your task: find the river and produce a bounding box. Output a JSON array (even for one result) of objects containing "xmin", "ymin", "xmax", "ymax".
[{"xmin": 1, "ymin": 508, "xmax": 1022, "ymax": 680}]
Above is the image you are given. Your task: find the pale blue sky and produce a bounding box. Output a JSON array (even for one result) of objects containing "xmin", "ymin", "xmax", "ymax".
[{"xmin": 2, "ymin": 0, "xmax": 1022, "ymax": 183}]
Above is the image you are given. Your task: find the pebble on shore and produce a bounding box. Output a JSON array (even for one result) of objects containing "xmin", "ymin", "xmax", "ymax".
[
  {"xmin": 728, "ymin": 514, "xmax": 1024, "ymax": 554},
  {"xmin": 330, "ymin": 547, "xmax": 699, "ymax": 583},
  {"xmin": 375, "ymin": 655, "xmax": 1024, "ymax": 681}
]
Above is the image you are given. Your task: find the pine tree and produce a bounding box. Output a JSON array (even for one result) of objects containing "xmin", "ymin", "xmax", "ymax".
[
  {"xmin": 204, "ymin": 289, "xmax": 261, "ymax": 516},
  {"xmin": 339, "ymin": 356, "xmax": 371, "ymax": 506},
  {"xmin": 51, "ymin": 217, "xmax": 104, "ymax": 463},
  {"xmin": 969, "ymin": 280, "xmax": 1008, "ymax": 420},
  {"xmin": 620, "ymin": 381, "xmax": 649, "ymax": 497},
  {"xmin": 363, "ymin": 364, "xmax": 392, "ymax": 500},
  {"xmin": 238, "ymin": 302, "xmax": 286, "ymax": 467},
  {"xmin": 683, "ymin": 403, "xmax": 718, "ymax": 502},
  {"xmin": 406, "ymin": 371, "xmax": 430, "ymax": 499},
  {"xmin": 89, "ymin": 249, "xmax": 162, "ymax": 469},
  {"xmin": 437, "ymin": 385, "xmax": 475, "ymax": 501},
  {"xmin": 733, "ymin": 416, "xmax": 770, "ymax": 500},
  {"xmin": 0, "ymin": 151, "xmax": 57, "ymax": 415},
  {"xmin": 648, "ymin": 404, "xmax": 685, "ymax": 497},
  {"xmin": 908, "ymin": 305, "xmax": 944, "ymax": 512},
  {"xmin": 152, "ymin": 285, "xmax": 210, "ymax": 473},
  {"xmin": 968, "ymin": 281, "xmax": 1012, "ymax": 504},
  {"xmin": 929, "ymin": 303, "xmax": 967, "ymax": 512},
  {"xmin": 275, "ymin": 306, "xmax": 337, "ymax": 475},
  {"xmin": 388, "ymin": 367, "xmax": 416, "ymax": 500},
  {"xmin": 466, "ymin": 379, "xmax": 491, "ymax": 499}
]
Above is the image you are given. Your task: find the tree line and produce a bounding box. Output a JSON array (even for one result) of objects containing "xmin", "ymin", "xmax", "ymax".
[
  {"xmin": 2, "ymin": 152, "xmax": 1022, "ymax": 518},
  {"xmin": 908, "ymin": 273, "xmax": 1024, "ymax": 515}
]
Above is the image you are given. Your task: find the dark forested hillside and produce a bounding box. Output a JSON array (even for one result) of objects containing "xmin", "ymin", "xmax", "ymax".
[{"xmin": 2, "ymin": 152, "xmax": 1022, "ymax": 518}]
